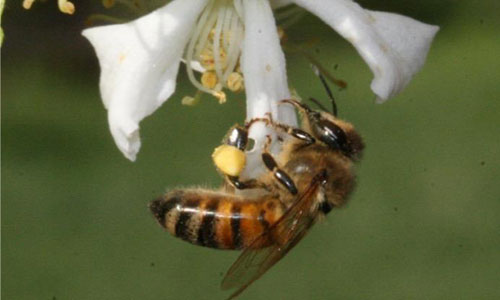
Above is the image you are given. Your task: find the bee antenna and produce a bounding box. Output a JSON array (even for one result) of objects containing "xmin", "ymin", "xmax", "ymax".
[
  {"xmin": 308, "ymin": 97, "xmax": 329, "ymax": 112},
  {"xmin": 311, "ymin": 64, "xmax": 338, "ymax": 117}
]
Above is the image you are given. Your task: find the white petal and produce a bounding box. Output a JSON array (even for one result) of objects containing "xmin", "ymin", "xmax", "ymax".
[
  {"xmin": 240, "ymin": 0, "xmax": 297, "ymax": 178},
  {"xmin": 82, "ymin": 0, "xmax": 208, "ymax": 161},
  {"xmin": 292, "ymin": 0, "xmax": 439, "ymax": 101},
  {"xmin": 241, "ymin": 0, "xmax": 296, "ymax": 142}
]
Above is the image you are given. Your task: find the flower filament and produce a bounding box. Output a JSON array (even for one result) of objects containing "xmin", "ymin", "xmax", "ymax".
[{"xmin": 185, "ymin": 0, "xmax": 246, "ymax": 103}]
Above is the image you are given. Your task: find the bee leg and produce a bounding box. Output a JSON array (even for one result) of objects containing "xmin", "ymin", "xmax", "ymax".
[
  {"xmin": 226, "ymin": 176, "xmax": 270, "ymax": 191},
  {"xmin": 225, "ymin": 125, "xmax": 249, "ymax": 151},
  {"xmin": 272, "ymin": 123, "xmax": 315, "ymax": 146},
  {"xmin": 221, "ymin": 122, "xmax": 301, "ymax": 193},
  {"xmin": 279, "ymin": 99, "xmax": 314, "ymax": 114},
  {"xmin": 262, "ymin": 136, "xmax": 298, "ymax": 195},
  {"xmin": 219, "ymin": 125, "xmax": 272, "ymax": 191},
  {"xmin": 247, "ymin": 115, "xmax": 315, "ymax": 146}
]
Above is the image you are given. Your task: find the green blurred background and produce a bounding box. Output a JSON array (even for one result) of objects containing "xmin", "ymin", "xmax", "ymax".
[{"xmin": 2, "ymin": 1, "xmax": 499, "ymax": 299}]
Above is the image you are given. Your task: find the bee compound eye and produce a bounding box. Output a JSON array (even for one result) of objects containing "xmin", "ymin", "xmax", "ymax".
[
  {"xmin": 315, "ymin": 120, "xmax": 351, "ymax": 154},
  {"xmin": 318, "ymin": 201, "xmax": 334, "ymax": 214}
]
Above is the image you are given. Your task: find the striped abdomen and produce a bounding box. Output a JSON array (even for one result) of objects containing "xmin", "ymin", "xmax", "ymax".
[{"xmin": 149, "ymin": 189, "xmax": 285, "ymax": 250}]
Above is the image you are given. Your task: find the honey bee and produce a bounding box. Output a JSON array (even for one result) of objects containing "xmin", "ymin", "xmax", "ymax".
[{"xmin": 150, "ymin": 78, "xmax": 364, "ymax": 299}]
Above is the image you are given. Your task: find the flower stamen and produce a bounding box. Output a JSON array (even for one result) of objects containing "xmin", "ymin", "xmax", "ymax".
[
  {"xmin": 185, "ymin": 0, "xmax": 245, "ymax": 102},
  {"xmin": 201, "ymin": 71, "xmax": 218, "ymax": 89},
  {"xmin": 227, "ymin": 72, "xmax": 244, "ymax": 92},
  {"xmin": 23, "ymin": 0, "xmax": 75, "ymax": 15}
]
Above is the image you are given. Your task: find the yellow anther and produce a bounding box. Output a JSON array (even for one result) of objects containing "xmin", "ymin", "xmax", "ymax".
[
  {"xmin": 181, "ymin": 96, "xmax": 197, "ymax": 106},
  {"xmin": 184, "ymin": 4, "xmax": 245, "ymax": 101},
  {"xmin": 58, "ymin": 0, "xmax": 75, "ymax": 14},
  {"xmin": 199, "ymin": 48, "xmax": 215, "ymax": 70},
  {"xmin": 102, "ymin": 0, "xmax": 115, "ymax": 9},
  {"xmin": 212, "ymin": 91, "xmax": 227, "ymax": 104},
  {"xmin": 23, "ymin": 0, "xmax": 75, "ymax": 14},
  {"xmin": 212, "ymin": 145, "xmax": 246, "ymax": 177},
  {"xmin": 22, "ymin": 0, "xmax": 35, "ymax": 9},
  {"xmin": 227, "ymin": 72, "xmax": 244, "ymax": 92},
  {"xmin": 201, "ymin": 71, "xmax": 218, "ymax": 89},
  {"xmin": 181, "ymin": 90, "xmax": 202, "ymax": 106}
]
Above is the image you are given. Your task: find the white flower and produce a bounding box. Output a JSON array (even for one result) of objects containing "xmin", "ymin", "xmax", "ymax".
[
  {"xmin": 288, "ymin": 0, "xmax": 439, "ymax": 101},
  {"xmin": 82, "ymin": 0, "xmax": 438, "ymax": 161}
]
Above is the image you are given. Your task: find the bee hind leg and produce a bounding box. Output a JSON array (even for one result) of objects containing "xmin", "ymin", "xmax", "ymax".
[
  {"xmin": 219, "ymin": 124, "xmax": 272, "ymax": 192},
  {"xmin": 220, "ymin": 121, "xmax": 302, "ymax": 195}
]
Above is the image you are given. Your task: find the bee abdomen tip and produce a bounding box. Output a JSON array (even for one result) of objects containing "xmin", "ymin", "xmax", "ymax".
[
  {"xmin": 149, "ymin": 194, "xmax": 184, "ymax": 229},
  {"xmin": 149, "ymin": 196, "xmax": 168, "ymax": 227}
]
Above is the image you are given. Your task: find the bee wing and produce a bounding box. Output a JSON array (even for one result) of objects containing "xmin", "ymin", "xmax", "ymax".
[{"xmin": 221, "ymin": 172, "xmax": 326, "ymax": 299}]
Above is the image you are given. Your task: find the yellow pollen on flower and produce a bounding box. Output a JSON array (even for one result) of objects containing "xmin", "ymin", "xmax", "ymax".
[
  {"xmin": 22, "ymin": 0, "xmax": 35, "ymax": 9},
  {"xmin": 212, "ymin": 91, "xmax": 227, "ymax": 104},
  {"xmin": 118, "ymin": 52, "xmax": 127, "ymax": 63},
  {"xmin": 181, "ymin": 91, "xmax": 203, "ymax": 106},
  {"xmin": 58, "ymin": 0, "xmax": 75, "ymax": 14},
  {"xmin": 201, "ymin": 71, "xmax": 218, "ymax": 89},
  {"xmin": 277, "ymin": 27, "xmax": 285, "ymax": 40},
  {"xmin": 181, "ymin": 96, "xmax": 198, "ymax": 106},
  {"xmin": 199, "ymin": 49, "xmax": 215, "ymax": 70},
  {"xmin": 227, "ymin": 72, "xmax": 244, "ymax": 92},
  {"xmin": 277, "ymin": 26, "xmax": 288, "ymax": 44},
  {"xmin": 23, "ymin": 0, "xmax": 75, "ymax": 15},
  {"xmin": 185, "ymin": 1, "xmax": 245, "ymax": 103},
  {"xmin": 102, "ymin": 0, "xmax": 115, "ymax": 9}
]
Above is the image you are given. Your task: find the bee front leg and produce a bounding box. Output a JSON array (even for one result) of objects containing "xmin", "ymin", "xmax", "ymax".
[
  {"xmin": 261, "ymin": 136, "xmax": 298, "ymax": 195},
  {"xmin": 273, "ymin": 123, "xmax": 316, "ymax": 147},
  {"xmin": 247, "ymin": 115, "xmax": 315, "ymax": 147}
]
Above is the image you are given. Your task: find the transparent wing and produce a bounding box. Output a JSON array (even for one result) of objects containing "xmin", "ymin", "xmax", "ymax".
[{"xmin": 221, "ymin": 172, "xmax": 326, "ymax": 299}]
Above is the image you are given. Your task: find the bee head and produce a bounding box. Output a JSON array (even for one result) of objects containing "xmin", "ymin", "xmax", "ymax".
[
  {"xmin": 279, "ymin": 99, "xmax": 364, "ymax": 160},
  {"xmin": 304, "ymin": 67, "xmax": 364, "ymax": 160},
  {"xmin": 306, "ymin": 107, "xmax": 364, "ymax": 161}
]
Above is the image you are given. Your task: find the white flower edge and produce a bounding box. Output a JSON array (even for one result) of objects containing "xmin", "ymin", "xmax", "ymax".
[
  {"xmin": 292, "ymin": 0, "xmax": 439, "ymax": 102},
  {"xmin": 82, "ymin": 0, "xmax": 209, "ymax": 161}
]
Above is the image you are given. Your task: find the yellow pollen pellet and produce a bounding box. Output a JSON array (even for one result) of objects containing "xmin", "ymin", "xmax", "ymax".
[
  {"xmin": 201, "ymin": 71, "xmax": 218, "ymax": 89},
  {"xmin": 227, "ymin": 72, "xmax": 244, "ymax": 92},
  {"xmin": 212, "ymin": 145, "xmax": 246, "ymax": 177}
]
